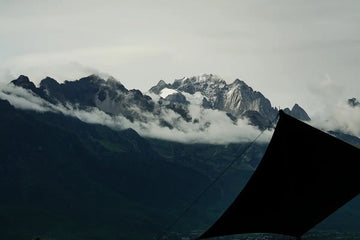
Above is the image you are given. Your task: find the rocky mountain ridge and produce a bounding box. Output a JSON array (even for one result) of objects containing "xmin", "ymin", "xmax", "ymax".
[
  {"xmin": 150, "ymin": 74, "xmax": 310, "ymax": 126},
  {"xmin": 10, "ymin": 73, "xmax": 310, "ymax": 135}
]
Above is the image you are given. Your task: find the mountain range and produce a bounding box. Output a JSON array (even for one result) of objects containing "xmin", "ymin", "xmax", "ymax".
[
  {"xmin": 1, "ymin": 74, "xmax": 360, "ymax": 239},
  {"xmin": 10, "ymin": 74, "xmax": 310, "ymax": 134}
]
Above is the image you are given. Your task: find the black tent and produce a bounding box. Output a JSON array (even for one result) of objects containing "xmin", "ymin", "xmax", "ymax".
[{"xmin": 199, "ymin": 110, "xmax": 360, "ymax": 239}]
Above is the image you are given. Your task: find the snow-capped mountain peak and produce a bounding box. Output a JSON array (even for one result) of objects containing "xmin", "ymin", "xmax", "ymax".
[
  {"xmin": 149, "ymin": 74, "xmax": 286, "ymax": 128},
  {"xmin": 5, "ymin": 74, "xmax": 311, "ymax": 142}
]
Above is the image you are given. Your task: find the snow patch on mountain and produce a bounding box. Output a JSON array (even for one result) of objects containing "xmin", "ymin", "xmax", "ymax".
[
  {"xmin": 160, "ymin": 88, "xmax": 178, "ymax": 98},
  {"xmin": 150, "ymin": 74, "xmax": 280, "ymax": 129}
]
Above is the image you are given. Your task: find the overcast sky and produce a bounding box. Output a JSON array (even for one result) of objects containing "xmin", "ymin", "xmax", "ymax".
[{"xmin": 1, "ymin": 0, "xmax": 359, "ymax": 115}]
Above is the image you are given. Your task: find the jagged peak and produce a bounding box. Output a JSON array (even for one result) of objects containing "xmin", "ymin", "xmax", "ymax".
[
  {"xmin": 154, "ymin": 79, "xmax": 169, "ymax": 90},
  {"xmin": 174, "ymin": 74, "xmax": 224, "ymax": 84},
  {"xmin": 11, "ymin": 75, "xmax": 37, "ymax": 91},
  {"xmin": 283, "ymin": 103, "xmax": 311, "ymax": 121},
  {"xmin": 157, "ymin": 79, "xmax": 167, "ymax": 86},
  {"xmin": 149, "ymin": 80, "xmax": 170, "ymax": 94},
  {"xmin": 292, "ymin": 104, "xmax": 311, "ymax": 121},
  {"xmin": 105, "ymin": 76, "xmax": 127, "ymax": 90},
  {"xmin": 43, "ymin": 76, "xmax": 57, "ymax": 81},
  {"xmin": 12, "ymin": 75, "xmax": 32, "ymax": 85},
  {"xmin": 40, "ymin": 76, "xmax": 59, "ymax": 88},
  {"xmin": 167, "ymin": 74, "xmax": 227, "ymax": 94},
  {"xmin": 348, "ymin": 98, "xmax": 359, "ymax": 107},
  {"xmin": 106, "ymin": 76, "xmax": 127, "ymax": 87},
  {"xmin": 197, "ymin": 73, "xmax": 223, "ymax": 83},
  {"xmin": 60, "ymin": 75, "xmax": 128, "ymax": 92},
  {"xmin": 291, "ymin": 103, "xmax": 301, "ymax": 111},
  {"xmin": 16, "ymin": 75, "xmax": 31, "ymax": 82},
  {"xmin": 228, "ymin": 78, "xmax": 258, "ymax": 97},
  {"xmin": 77, "ymin": 74, "xmax": 105, "ymax": 83},
  {"xmin": 106, "ymin": 76, "xmax": 119, "ymax": 83},
  {"xmin": 231, "ymin": 78, "xmax": 246, "ymax": 86}
]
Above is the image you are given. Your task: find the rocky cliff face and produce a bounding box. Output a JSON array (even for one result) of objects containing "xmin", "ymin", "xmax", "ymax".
[
  {"xmin": 149, "ymin": 74, "xmax": 308, "ymax": 129},
  {"xmin": 283, "ymin": 104, "xmax": 311, "ymax": 121}
]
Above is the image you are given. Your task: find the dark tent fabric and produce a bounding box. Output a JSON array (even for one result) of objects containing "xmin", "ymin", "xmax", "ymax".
[{"xmin": 199, "ymin": 110, "xmax": 360, "ymax": 239}]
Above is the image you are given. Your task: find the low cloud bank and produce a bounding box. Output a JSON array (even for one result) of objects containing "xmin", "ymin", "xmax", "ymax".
[
  {"xmin": 0, "ymin": 83, "xmax": 272, "ymax": 145},
  {"xmin": 310, "ymin": 102, "xmax": 360, "ymax": 138},
  {"xmin": 308, "ymin": 77, "xmax": 360, "ymax": 138}
]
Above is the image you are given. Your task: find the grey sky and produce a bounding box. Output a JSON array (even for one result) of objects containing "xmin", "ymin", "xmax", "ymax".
[{"xmin": 1, "ymin": 0, "xmax": 359, "ymax": 115}]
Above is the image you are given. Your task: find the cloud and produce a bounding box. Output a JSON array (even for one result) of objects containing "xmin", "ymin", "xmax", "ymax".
[
  {"xmin": 1, "ymin": 74, "xmax": 358, "ymax": 146},
  {"xmin": 0, "ymin": 83, "xmax": 272, "ymax": 145},
  {"xmin": 307, "ymin": 75, "xmax": 360, "ymax": 138},
  {"xmin": 0, "ymin": 62, "xmax": 101, "ymax": 86},
  {"xmin": 0, "ymin": 83, "xmax": 55, "ymax": 112},
  {"xmin": 310, "ymin": 101, "xmax": 360, "ymax": 138},
  {"xmin": 0, "ymin": 45, "xmax": 172, "ymax": 86},
  {"xmin": 308, "ymin": 74, "xmax": 343, "ymax": 102},
  {"xmin": 133, "ymin": 106, "xmax": 273, "ymax": 144}
]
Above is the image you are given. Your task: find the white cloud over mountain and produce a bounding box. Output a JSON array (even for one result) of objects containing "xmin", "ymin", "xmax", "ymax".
[
  {"xmin": 1, "ymin": 73, "xmax": 359, "ymax": 146},
  {"xmin": 0, "ymin": 82, "xmax": 272, "ymax": 144}
]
